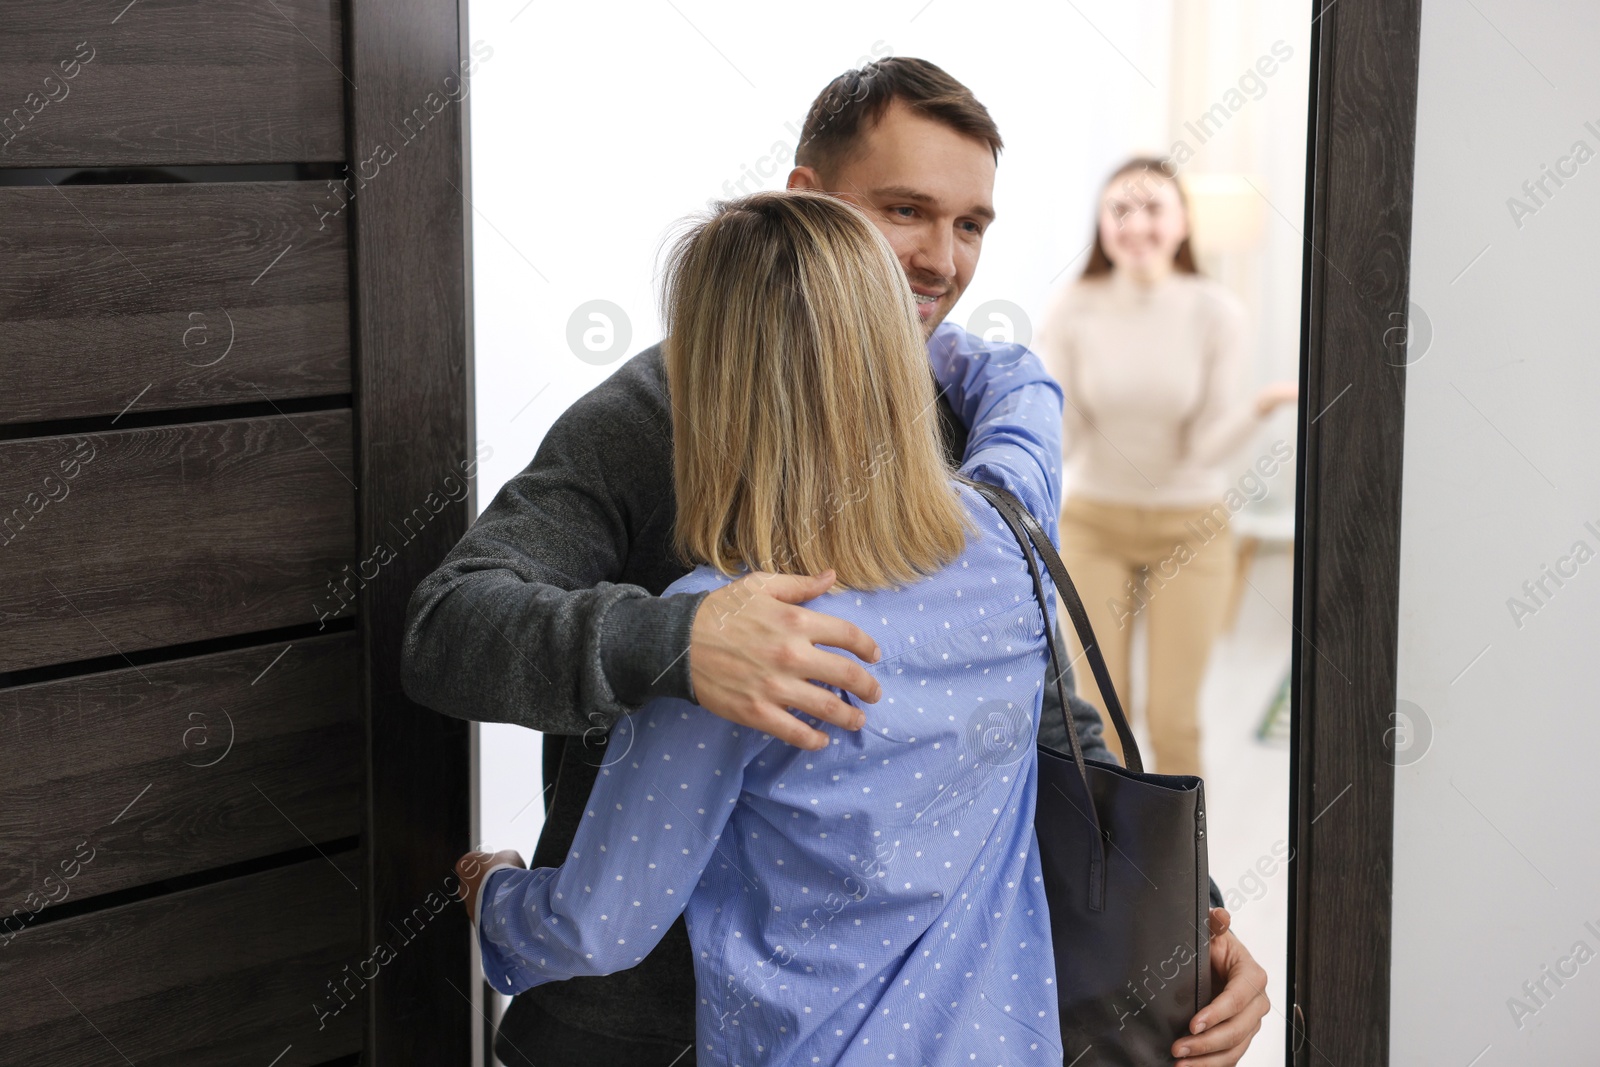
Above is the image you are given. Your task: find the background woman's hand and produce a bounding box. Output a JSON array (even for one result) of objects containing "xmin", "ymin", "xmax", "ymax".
[
  {"xmin": 1173, "ymin": 908, "xmax": 1269, "ymax": 1065},
  {"xmin": 1254, "ymin": 381, "xmax": 1299, "ymax": 417},
  {"xmin": 455, "ymin": 849, "xmax": 525, "ymax": 924}
]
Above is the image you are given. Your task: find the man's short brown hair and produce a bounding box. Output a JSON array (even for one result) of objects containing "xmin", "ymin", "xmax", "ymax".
[{"xmin": 795, "ymin": 57, "xmax": 1003, "ymax": 179}]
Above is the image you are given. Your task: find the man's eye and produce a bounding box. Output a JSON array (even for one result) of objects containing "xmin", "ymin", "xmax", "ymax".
[
  {"xmin": 891, "ymin": 206, "xmax": 917, "ymax": 218},
  {"xmin": 960, "ymin": 221, "xmax": 984, "ymax": 235}
]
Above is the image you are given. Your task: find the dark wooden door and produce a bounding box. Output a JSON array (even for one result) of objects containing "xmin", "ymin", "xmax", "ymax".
[{"xmin": 0, "ymin": 1, "xmax": 473, "ymax": 1063}]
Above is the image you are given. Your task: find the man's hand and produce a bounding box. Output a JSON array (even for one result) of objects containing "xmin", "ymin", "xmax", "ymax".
[
  {"xmin": 690, "ymin": 569, "xmax": 883, "ymax": 751},
  {"xmin": 1173, "ymin": 908, "xmax": 1269, "ymax": 1066},
  {"xmin": 455, "ymin": 849, "xmax": 525, "ymax": 924}
]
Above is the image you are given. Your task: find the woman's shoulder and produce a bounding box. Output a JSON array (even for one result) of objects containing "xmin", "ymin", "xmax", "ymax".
[
  {"xmin": 952, "ymin": 481, "xmax": 1030, "ymax": 573},
  {"xmin": 791, "ymin": 493, "xmax": 1032, "ymax": 661},
  {"xmin": 662, "ymin": 488, "xmax": 1032, "ymax": 654},
  {"xmin": 662, "ymin": 564, "xmax": 737, "ymax": 599}
]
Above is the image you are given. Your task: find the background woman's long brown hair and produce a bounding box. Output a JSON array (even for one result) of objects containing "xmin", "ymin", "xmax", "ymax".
[
  {"xmin": 661, "ymin": 190, "xmax": 972, "ymax": 591},
  {"xmin": 1081, "ymin": 156, "xmax": 1201, "ymax": 278}
]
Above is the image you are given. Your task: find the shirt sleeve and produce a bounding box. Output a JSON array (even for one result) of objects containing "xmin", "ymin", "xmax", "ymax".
[
  {"xmin": 1184, "ymin": 289, "xmax": 1266, "ymax": 468},
  {"xmin": 475, "ymin": 694, "xmax": 769, "ymax": 994},
  {"xmin": 928, "ymin": 327, "xmax": 1065, "ymax": 546}
]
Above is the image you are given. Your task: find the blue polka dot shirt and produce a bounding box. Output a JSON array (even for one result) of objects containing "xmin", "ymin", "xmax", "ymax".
[{"xmin": 478, "ymin": 324, "xmax": 1066, "ymax": 1066}]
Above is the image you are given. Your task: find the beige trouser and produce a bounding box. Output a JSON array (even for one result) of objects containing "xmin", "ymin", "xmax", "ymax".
[{"xmin": 1057, "ymin": 496, "xmax": 1236, "ymax": 777}]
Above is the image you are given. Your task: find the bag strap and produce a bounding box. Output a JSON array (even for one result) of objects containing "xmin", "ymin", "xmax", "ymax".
[
  {"xmin": 967, "ymin": 480, "xmax": 1144, "ymax": 775},
  {"xmin": 971, "ymin": 482, "xmax": 1106, "ymax": 910}
]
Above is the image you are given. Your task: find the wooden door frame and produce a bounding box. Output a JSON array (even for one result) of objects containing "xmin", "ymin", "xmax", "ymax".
[
  {"xmin": 1289, "ymin": 0, "xmax": 1422, "ymax": 1062},
  {"xmin": 345, "ymin": 0, "xmax": 476, "ymax": 1062}
]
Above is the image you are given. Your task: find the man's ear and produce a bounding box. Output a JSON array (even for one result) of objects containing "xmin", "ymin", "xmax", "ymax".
[{"xmin": 787, "ymin": 166, "xmax": 822, "ymax": 191}]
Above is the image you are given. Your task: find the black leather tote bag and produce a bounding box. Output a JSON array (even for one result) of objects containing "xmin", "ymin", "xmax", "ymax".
[{"xmin": 972, "ymin": 481, "xmax": 1211, "ymax": 1065}]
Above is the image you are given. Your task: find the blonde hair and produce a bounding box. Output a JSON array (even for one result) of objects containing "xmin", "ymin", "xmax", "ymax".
[{"xmin": 662, "ymin": 190, "xmax": 971, "ymax": 590}]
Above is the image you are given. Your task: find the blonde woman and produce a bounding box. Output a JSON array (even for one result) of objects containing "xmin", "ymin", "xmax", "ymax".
[
  {"xmin": 1035, "ymin": 158, "xmax": 1298, "ymax": 777},
  {"xmin": 457, "ymin": 191, "xmax": 1067, "ymax": 1066}
]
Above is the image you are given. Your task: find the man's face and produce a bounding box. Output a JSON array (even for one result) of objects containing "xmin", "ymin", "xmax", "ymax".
[{"xmin": 788, "ymin": 99, "xmax": 997, "ymax": 338}]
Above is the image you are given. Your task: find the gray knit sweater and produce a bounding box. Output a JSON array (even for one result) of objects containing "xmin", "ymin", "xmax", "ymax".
[{"xmin": 401, "ymin": 343, "xmax": 1120, "ymax": 1060}]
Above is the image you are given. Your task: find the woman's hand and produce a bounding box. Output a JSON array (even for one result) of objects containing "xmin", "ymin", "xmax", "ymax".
[
  {"xmin": 455, "ymin": 849, "xmax": 525, "ymax": 923},
  {"xmin": 1173, "ymin": 908, "xmax": 1269, "ymax": 1066},
  {"xmin": 1254, "ymin": 381, "xmax": 1299, "ymax": 417}
]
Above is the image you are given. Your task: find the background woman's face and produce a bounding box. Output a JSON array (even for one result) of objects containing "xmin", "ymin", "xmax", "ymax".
[{"xmin": 1097, "ymin": 172, "xmax": 1188, "ymax": 277}]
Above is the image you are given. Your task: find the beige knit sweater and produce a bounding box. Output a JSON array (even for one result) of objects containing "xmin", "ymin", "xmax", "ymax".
[{"xmin": 1034, "ymin": 271, "xmax": 1265, "ymax": 508}]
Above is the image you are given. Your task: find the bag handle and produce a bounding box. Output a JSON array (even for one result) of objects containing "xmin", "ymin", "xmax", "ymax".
[{"xmin": 967, "ymin": 480, "xmax": 1144, "ymax": 775}]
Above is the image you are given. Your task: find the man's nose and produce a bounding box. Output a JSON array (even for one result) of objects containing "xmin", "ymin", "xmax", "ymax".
[{"xmin": 908, "ymin": 225, "xmax": 957, "ymax": 283}]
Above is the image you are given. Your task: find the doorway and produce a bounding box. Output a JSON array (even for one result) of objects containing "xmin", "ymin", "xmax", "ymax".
[{"xmin": 461, "ymin": 2, "xmax": 1349, "ymax": 1064}]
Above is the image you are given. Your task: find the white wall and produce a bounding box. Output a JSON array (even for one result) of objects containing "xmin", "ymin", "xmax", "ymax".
[{"xmin": 1392, "ymin": 1, "xmax": 1600, "ymax": 1062}]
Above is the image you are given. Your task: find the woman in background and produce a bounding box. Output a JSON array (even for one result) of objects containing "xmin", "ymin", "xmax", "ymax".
[
  {"xmin": 456, "ymin": 190, "xmax": 1070, "ymax": 1066},
  {"xmin": 1034, "ymin": 158, "xmax": 1297, "ymax": 777}
]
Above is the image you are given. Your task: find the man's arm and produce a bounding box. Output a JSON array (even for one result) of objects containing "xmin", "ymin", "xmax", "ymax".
[
  {"xmin": 401, "ymin": 350, "xmax": 879, "ymax": 742},
  {"xmin": 401, "ymin": 366, "xmax": 697, "ymax": 737}
]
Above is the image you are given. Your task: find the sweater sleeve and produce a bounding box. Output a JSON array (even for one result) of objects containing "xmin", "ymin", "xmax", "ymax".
[
  {"xmin": 1184, "ymin": 289, "xmax": 1266, "ymax": 468},
  {"xmin": 400, "ymin": 351, "xmax": 706, "ymax": 737}
]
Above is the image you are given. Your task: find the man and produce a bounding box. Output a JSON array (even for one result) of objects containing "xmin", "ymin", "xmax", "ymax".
[{"xmin": 405, "ymin": 57, "xmax": 1267, "ymax": 1067}]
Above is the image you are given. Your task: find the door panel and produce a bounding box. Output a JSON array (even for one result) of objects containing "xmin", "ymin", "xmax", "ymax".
[
  {"xmin": 0, "ymin": 633, "xmax": 361, "ymax": 912},
  {"xmin": 0, "ymin": 0, "xmax": 473, "ymax": 1060},
  {"xmin": 0, "ymin": 181, "xmax": 349, "ymax": 425},
  {"xmin": 0, "ymin": 412, "xmax": 357, "ymax": 673},
  {"xmin": 0, "ymin": 853, "xmax": 365, "ymax": 1067},
  {"xmin": 0, "ymin": 0, "xmax": 345, "ymax": 167}
]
